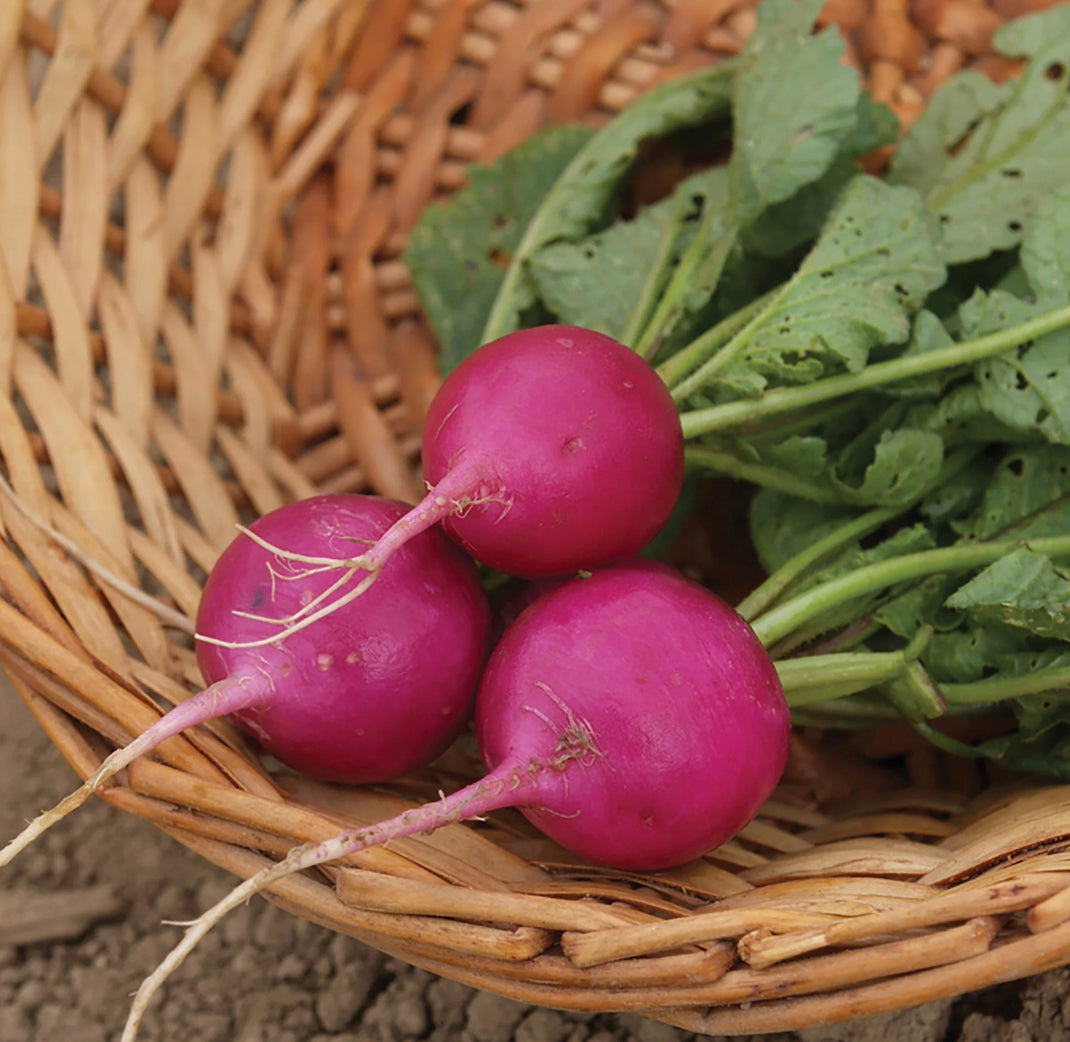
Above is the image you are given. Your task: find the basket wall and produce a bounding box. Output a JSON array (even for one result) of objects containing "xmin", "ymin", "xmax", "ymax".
[{"xmin": 2, "ymin": 0, "xmax": 1070, "ymax": 1035}]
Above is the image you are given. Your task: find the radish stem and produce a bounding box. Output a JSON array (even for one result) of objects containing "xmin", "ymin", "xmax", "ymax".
[
  {"xmin": 751, "ymin": 534, "xmax": 1070, "ymax": 649},
  {"xmin": 120, "ymin": 764, "xmax": 538, "ymax": 1042},
  {"xmin": 677, "ymin": 301, "xmax": 1070, "ymax": 438},
  {"xmin": 0, "ymin": 676, "xmax": 266, "ymax": 869}
]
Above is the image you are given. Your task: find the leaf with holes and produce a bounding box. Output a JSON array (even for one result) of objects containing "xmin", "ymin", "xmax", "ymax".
[
  {"xmin": 924, "ymin": 624, "xmax": 1035, "ymax": 684},
  {"xmin": 528, "ymin": 167, "xmax": 730, "ymax": 342},
  {"xmin": 946, "ymin": 546, "xmax": 1070, "ymax": 643},
  {"xmin": 704, "ymin": 175, "xmax": 946, "ymax": 397},
  {"xmin": 954, "ymin": 444, "xmax": 1070, "ymax": 540},
  {"xmin": 959, "ymin": 288, "xmax": 1070, "ymax": 445},
  {"xmin": 887, "ymin": 5, "xmax": 1070, "ymax": 264},
  {"xmin": 728, "ymin": 0, "xmax": 863, "ymax": 225}
]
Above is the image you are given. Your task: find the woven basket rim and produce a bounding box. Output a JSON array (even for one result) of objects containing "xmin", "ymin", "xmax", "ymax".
[{"xmin": 4, "ymin": 0, "xmax": 1070, "ymax": 1035}]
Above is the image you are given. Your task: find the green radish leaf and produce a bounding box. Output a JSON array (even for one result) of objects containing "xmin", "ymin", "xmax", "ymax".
[
  {"xmin": 748, "ymin": 488, "xmax": 859, "ymax": 574},
  {"xmin": 967, "ymin": 727, "xmax": 1070, "ymax": 780},
  {"xmin": 918, "ymin": 454, "xmax": 991, "ymax": 527},
  {"xmin": 873, "ymin": 574, "xmax": 959, "ymax": 641},
  {"xmin": 979, "ymin": 334, "xmax": 1070, "ymax": 444},
  {"xmin": 887, "ymin": 5, "xmax": 1070, "ymax": 264},
  {"xmin": 945, "ymin": 546, "xmax": 1070, "ymax": 642},
  {"xmin": 830, "ymin": 427, "xmax": 945, "ymax": 507},
  {"xmin": 481, "ymin": 62, "xmax": 735, "ymax": 343},
  {"xmin": 740, "ymin": 157, "xmax": 857, "ymax": 260},
  {"xmin": 527, "ymin": 188, "xmax": 683, "ymax": 341},
  {"xmin": 405, "ymin": 126, "xmax": 593, "ymax": 373},
  {"xmin": 634, "ymin": 206, "xmax": 739, "ymax": 363},
  {"xmin": 783, "ymin": 524, "xmax": 939, "ymax": 638},
  {"xmin": 728, "ymin": 0, "xmax": 862, "ymax": 225},
  {"xmin": 1020, "ymin": 182, "xmax": 1070, "ymax": 306},
  {"xmin": 742, "ymin": 423, "xmax": 944, "ymax": 508},
  {"xmin": 647, "ymin": 36, "xmax": 897, "ymax": 362},
  {"xmin": 528, "ymin": 167, "xmax": 730, "ymax": 342},
  {"xmin": 810, "ymin": 524, "xmax": 937, "ymax": 588},
  {"xmin": 955, "ymin": 445, "xmax": 1070, "ymax": 540},
  {"xmin": 740, "ymin": 94, "xmax": 898, "ymax": 259},
  {"xmin": 875, "ymin": 309, "xmax": 953, "ymax": 401},
  {"xmin": 759, "ymin": 435, "xmax": 830, "ymax": 479},
  {"xmin": 907, "ymin": 383, "xmax": 1029, "ymax": 449},
  {"xmin": 924, "ymin": 625, "xmax": 1034, "ymax": 684},
  {"xmin": 711, "ymin": 176, "xmax": 946, "ymax": 396},
  {"xmin": 1007, "ymin": 690, "xmax": 1070, "ymax": 742},
  {"xmin": 959, "ymin": 289, "xmax": 1070, "ymax": 445}
]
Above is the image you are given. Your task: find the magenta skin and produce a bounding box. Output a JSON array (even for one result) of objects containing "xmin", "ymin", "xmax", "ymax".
[
  {"xmin": 196, "ymin": 495, "xmax": 491, "ymax": 784},
  {"xmin": 475, "ymin": 564, "xmax": 790, "ymax": 871},
  {"xmin": 421, "ymin": 325, "xmax": 685, "ymax": 577}
]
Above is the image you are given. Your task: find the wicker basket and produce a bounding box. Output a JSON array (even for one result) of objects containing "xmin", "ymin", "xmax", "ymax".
[{"xmin": 5, "ymin": 0, "xmax": 1070, "ymax": 1034}]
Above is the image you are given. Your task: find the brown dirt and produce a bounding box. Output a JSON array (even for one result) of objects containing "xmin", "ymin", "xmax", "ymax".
[{"xmin": 2, "ymin": 678, "xmax": 1068, "ymax": 1042}]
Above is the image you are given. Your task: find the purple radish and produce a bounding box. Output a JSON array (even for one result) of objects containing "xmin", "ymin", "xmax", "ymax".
[
  {"xmin": 0, "ymin": 493, "xmax": 491, "ymax": 865},
  {"xmin": 350, "ymin": 324, "xmax": 685, "ymax": 581},
  {"xmin": 490, "ymin": 556, "xmax": 676, "ymax": 641},
  {"xmin": 475, "ymin": 561, "xmax": 789, "ymax": 869},
  {"xmin": 239, "ymin": 326, "xmax": 684, "ymax": 645},
  {"xmin": 122, "ymin": 562, "xmax": 789, "ymax": 1039}
]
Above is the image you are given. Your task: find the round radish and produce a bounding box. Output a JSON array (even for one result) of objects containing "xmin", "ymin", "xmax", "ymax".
[
  {"xmin": 195, "ymin": 493, "xmax": 491, "ymax": 782},
  {"xmin": 358, "ymin": 325, "xmax": 685, "ymax": 579},
  {"xmin": 0, "ymin": 493, "xmax": 491, "ymax": 865},
  {"xmin": 490, "ymin": 556, "xmax": 676, "ymax": 642},
  {"xmin": 122, "ymin": 562, "xmax": 790, "ymax": 1040},
  {"xmin": 474, "ymin": 562, "xmax": 790, "ymax": 869}
]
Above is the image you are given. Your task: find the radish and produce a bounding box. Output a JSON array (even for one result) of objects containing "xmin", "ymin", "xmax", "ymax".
[
  {"xmin": 0, "ymin": 493, "xmax": 491, "ymax": 864},
  {"xmin": 414, "ymin": 325, "xmax": 685, "ymax": 576},
  {"xmin": 263, "ymin": 327, "xmax": 684, "ymax": 646},
  {"xmin": 122, "ymin": 561, "xmax": 789, "ymax": 1040},
  {"xmin": 490, "ymin": 556, "xmax": 676, "ymax": 640}
]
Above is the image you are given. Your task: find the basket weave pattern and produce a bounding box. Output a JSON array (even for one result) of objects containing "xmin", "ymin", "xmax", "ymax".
[{"xmin": 4, "ymin": 0, "xmax": 1070, "ymax": 1034}]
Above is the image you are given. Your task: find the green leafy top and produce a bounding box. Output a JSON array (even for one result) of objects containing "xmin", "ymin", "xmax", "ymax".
[
  {"xmin": 728, "ymin": 0, "xmax": 862, "ymax": 224},
  {"xmin": 887, "ymin": 5, "xmax": 1070, "ymax": 264},
  {"xmin": 478, "ymin": 61, "xmax": 736, "ymax": 344},
  {"xmin": 405, "ymin": 0, "xmax": 1070, "ymax": 779},
  {"xmin": 403, "ymin": 126, "xmax": 593, "ymax": 374}
]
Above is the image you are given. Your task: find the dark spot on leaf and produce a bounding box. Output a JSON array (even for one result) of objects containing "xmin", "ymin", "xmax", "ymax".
[
  {"xmin": 1046, "ymin": 61, "xmax": 1066, "ymax": 80},
  {"xmin": 1008, "ymin": 220, "xmax": 1022, "ymax": 233},
  {"xmin": 488, "ymin": 248, "xmax": 512, "ymax": 268},
  {"xmin": 1008, "ymin": 456, "xmax": 1025, "ymax": 477},
  {"xmin": 1001, "ymin": 168, "xmax": 1023, "ymax": 178}
]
